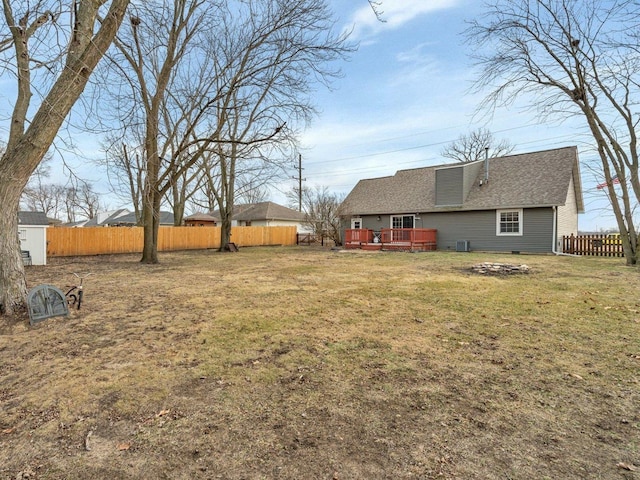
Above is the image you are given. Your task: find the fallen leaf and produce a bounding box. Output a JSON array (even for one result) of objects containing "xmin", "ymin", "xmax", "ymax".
[
  {"xmin": 2, "ymin": 427, "xmax": 16, "ymax": 434},
  {"xmin": 617, "ymin": 462, "xmax": 637, "ymax": 471},
  {"xmin": 117, "ymin": 442, "xmax": 131, "ymax": 451},
  {"xmin": 156, "ymin": 409, "xmax": 170, "ymax": 418},
  {"xmin": 570, "ymin": 373, "xmax": 584, "ymax": 380}
]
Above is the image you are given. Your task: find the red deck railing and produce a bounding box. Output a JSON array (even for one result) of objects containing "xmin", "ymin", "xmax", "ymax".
[
  {"xmin": 345, "ymin": 228, "xmax": 437, "ymax": 251},
  {"xmin": 345, "ymin": 228, "xmax": 374, "ymax": 244}
]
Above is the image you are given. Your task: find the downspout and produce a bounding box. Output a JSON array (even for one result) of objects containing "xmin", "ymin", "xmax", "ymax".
[{"xmin": 552, "ymin": 206, "xmax": 558, "ymax": 254}]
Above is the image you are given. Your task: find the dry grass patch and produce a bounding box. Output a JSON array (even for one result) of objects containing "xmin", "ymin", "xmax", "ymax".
[{"xmin": 1, "ymin": 247, "xmax": 639, "ymax": 479}]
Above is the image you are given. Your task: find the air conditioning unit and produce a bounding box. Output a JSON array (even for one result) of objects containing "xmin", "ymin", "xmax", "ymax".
[{"xmin": 456, "ymin": 240, "xmax": 470, "ymax": 252}]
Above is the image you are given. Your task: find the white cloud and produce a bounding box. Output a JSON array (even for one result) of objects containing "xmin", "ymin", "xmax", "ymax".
[{"xmin": 349, "ymin": 0, "xmax": 460, "ymax": 41}]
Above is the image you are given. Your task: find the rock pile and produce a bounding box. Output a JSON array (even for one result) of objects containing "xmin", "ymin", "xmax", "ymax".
[{"xmin": 470, "ymin": 262, "xmax": 530, "ymax": 275}]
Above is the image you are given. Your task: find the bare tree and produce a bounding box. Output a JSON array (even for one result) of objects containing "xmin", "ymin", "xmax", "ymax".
[
  {"xmin": 0, "ymin": 0, "xmax": 130, "ymax": 315},
  {"xmin": 20, "ymin": 157, "xmax": 57, "ymax": 217},
  {"xmin": 368, "ymin": 0, "xmax": 385, "ymax": 21},
  {"xmin": 101, "ymin": 135, "xmax": 145, "ymax": 224},
  {"xmin": 101, "ymin": 0, "xmax": 352, "ymax": 257},
  {"xmin": 288, "ymin": 185, "xmax": 344, "ymax": 245},
  {"xmin": 21, "ymin": 182, "xmax": 66, "ymax": 220},
  {"xmin": 467, "ymin": 0, "xmax": 639, "ymax": 264},
  {"xmin": 105, "ymin": 0, "xmax": 214, "ymax": 263},
  {"xmin": 65, "ymin": 182, "xmax": 102, "ymax": 221},
  {"xmin": 201, "ymin": 0, "xmax": 353, "ymax": 251},
  {"xmin": 20, "ymin": 156, "xmax": 102, "ymax": 222},
  {"xmin": 235, "ymin": 178, "xmax": 271, "ymax": 205},
  {"xmin": 441, "ymin": 128, "xmax": 514, "ymax": 163}
]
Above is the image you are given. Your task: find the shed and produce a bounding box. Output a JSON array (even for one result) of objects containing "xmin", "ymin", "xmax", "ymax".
[{"xmin": 18, "ymin": 211, "xmax": 49, "ymax": 265}]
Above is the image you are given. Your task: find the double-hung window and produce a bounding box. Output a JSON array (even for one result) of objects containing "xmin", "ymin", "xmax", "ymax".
[{"xmin": 496, "ymin": 209, "xmax": 523, "ymax": 236}]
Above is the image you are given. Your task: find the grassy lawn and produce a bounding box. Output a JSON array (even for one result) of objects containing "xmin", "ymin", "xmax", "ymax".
[{"xmin": 1, "ymin": 247, "xmax": 639, "ymax": 479}]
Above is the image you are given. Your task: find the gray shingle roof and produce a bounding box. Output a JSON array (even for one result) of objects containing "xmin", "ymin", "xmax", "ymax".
[
  {"xmin": 18, "ymin": 211, "xmax": 49, "ymax": 225},
  {"xmin": 83, "ymin": 209, "xmax": 131, "ymax": 226},
  {"xmin": 210, "ymin": 202, "xmax": 305, "ymax": 222},
  {"xmin": 113, "ymin": 211, "xmax": 175, "ymax": 226},
  {"xmin": 341, "ymin": 146, "xmax": 584, "ymax": 215},
  {"xmin": 184, "ymin": 213, "xmax": 219, "ymax": 222}
]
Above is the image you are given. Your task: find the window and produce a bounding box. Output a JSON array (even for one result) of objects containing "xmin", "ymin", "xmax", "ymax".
[
  {"xmin": 19, "ymin": 229, "xmax": 27, "ymax": 242},
  {"xmin": 391, "ymin": 215, "xmax": 414, "ymax": 229},
  {"xmin": 496, "ymin": 209, "xmax": 523, "ymax": 236},
  {"xmin": 351, "ymin": 218, "xmax": 362, "ymax": 229}
]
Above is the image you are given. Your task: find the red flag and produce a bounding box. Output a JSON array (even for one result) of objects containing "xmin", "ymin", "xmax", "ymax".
[{"xmin": 596, "ymin": 175, "xmax": 620, "ymax": 189}]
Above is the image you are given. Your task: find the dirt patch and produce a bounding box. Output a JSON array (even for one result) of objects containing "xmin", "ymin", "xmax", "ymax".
[{"xmin": 1, "ymin": 248, "xmax": 638, "ymax": 479}]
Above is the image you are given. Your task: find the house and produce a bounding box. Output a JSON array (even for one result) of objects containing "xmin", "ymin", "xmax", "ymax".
[
  {"xmin": 18, "ymin": 211, "xmax": 49, "ymax": 265},
  {"xmin": 340, "ymin": 146, "xmax": 584, "ymax": 253},
  {"xmin": 111, "ymin": 211, "xmax": 175, "ymax": 226},
  {"xmin": 209, "ymin": 201, "xmax": 307, "ymax": 230},
  {"xmin": 184, "ymin": 213, "xmax": 219, "ymax": 227},
  {"xmin": 74, "ymin": 208, "xmax": 131, "ymax": 227},
  {"xmin": 68, "ymin": 209, "xmax": 177, "ymax": 227}
]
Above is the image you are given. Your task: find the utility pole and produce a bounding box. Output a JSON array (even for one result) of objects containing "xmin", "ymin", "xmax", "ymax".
[{"xmin": 292, "ymin": 153, "xmax": 305, "ymax": 212}]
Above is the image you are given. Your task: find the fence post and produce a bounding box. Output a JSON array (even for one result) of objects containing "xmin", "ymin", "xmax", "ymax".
[{"xmin": 569, "ymin": 233, "xmax": 575, "ymax": 254}]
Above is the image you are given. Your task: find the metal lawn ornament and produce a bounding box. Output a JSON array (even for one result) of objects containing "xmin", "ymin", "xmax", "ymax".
[{"xmin": 27, "ymin": 285, "xmax": 69, "ymax": 326}]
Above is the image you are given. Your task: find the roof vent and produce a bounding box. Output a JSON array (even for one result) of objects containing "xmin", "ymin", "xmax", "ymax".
[{"xmin": 484, "ymin": 147, "xmax": 489, "ymax": 183}]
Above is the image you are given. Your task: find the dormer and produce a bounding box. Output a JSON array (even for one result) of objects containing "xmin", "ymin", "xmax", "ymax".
[{"xmin": 435, "ymin": 160, "xmax": 483, "ymax": 207}]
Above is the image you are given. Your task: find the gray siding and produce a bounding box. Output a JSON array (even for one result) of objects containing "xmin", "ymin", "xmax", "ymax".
[
  {"xmin": 435, "ymin": 166, "xmax": 463, "ymax": 206},
  {"xmin": 413, "ymin": 208, "xmax": 555, "ymax": 253},
  {"xmin": 462, "ymin": 161, "xmax": 483, "ymax": 201},
  {"xmin": 344, "ymin": 208, "xmax": 555, "ymax": 253}
]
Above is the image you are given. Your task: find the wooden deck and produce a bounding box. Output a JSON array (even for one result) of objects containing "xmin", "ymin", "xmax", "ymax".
[{"xmin": 344, "ymin": 228, "xmax": 437, "ymax": 252}]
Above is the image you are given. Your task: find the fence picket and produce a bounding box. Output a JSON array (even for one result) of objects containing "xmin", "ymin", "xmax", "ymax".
[
  {"xmin": 47, "ymin": 226, "xmax": 297, "ymax": 257},
  {"xmin": 562, "ymin": 234, "xmax": 624, "ymax": 257}
]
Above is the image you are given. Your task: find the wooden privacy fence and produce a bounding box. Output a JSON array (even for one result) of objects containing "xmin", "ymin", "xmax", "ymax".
[
  {"xmin": 562, "ymin": 233, "xmax": 624, "ymax": 257},
  {"xmin": 47, "ymin": 226, "xmax": 297, "ymax": 257}
]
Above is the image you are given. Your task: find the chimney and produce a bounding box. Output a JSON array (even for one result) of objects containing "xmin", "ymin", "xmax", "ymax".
[{"xmin": 484, "ymin": 147, "xmax": 489, "ymax": 183}]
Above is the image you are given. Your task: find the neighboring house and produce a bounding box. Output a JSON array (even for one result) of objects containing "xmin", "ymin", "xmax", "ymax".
[
  {"xmin": 184, "ymin": 213, "xmax": 219, "ymax": 227},
  {"xmin": 210, "ymin": 201, "xmax": 307, "ymax": 230},
  {"xmin": 76, "ymin": 208, "xmax": 131, "ymax": 227},
  {"xmin": 18, "ymin": 211, "xmax": 49, "ymax": 265},
  {"xmin": 67, "ymin": 209, "xmax": 176, "ymax": 227},
  {"xmin": 112, "ymin": 211, "xmax": 175, "ymax": 226},
  {"xmin": 340, "ymin": 146, "xmax": 584, "ymax": 253}
]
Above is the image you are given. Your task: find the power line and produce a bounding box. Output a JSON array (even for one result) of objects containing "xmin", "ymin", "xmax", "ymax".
[
  {"xmin": 302, "ymin": 133, "xmax": 589, "ymax": 180},
  {"xmin": 301, "ymin": 122, "xmax": 586, "ymax": 167}
]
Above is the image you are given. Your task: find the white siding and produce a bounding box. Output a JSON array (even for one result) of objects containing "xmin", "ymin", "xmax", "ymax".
[
  {"xmin": 19, "ymin": 225, "xmax": 48, "ymax": 265},
  {"xmin": 557, "ymin": 175, "xmax": 579, "ymax": 241}
]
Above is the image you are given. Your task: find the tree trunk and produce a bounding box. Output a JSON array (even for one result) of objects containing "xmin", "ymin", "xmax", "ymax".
[
  {"xmin": 0, "ymin": 0, "xmax": 130, "ymax": 316},
  {"xmin": 172, "ymin": 181, "xmax": 186, "ymax": 226},
  {"xmin": 141, "ymin": 190, "xmax": 161, "ymax": 264},
  {"xmin": 0, "ymin": 179, "xmax": 28, "ymax": 315},
  {"xmin": 219, "ymin": 210, "xmax": 233, "ymax": 251}
]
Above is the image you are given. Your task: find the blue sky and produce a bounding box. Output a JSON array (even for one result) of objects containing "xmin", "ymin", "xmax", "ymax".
[
  {"xmin": 9, "ymin": 0, "xmax": 619, "ymax": 231},
  {"xmin": 277, "ymin": 0, "xmax": 618, "ymax": 232}
]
